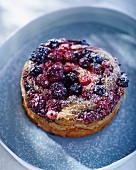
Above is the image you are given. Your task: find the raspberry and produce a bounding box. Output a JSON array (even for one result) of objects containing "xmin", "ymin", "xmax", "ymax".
[
  {"xmin": 63, "ymin": 62, "xmax": 75, "ymax": 73},
  {"xmin": 46, "ymin": 110, "xmax": 57, "ymax": 120},
  {"xmin": 79, "ymin": 75, "xmax": 91, "ymax": 85}
]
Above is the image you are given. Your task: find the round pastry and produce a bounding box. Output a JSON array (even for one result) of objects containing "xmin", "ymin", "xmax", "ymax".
[{"xmin": 21, "ymin": 38, "xmax": 129, "ymax": 138}]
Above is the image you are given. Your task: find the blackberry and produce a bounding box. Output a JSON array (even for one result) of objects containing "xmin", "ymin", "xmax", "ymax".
[
  {"xmin": 79, "ymin": 57, "xmax": 90, "ymax": 68},
  {"xmin": 82, "ymin": 49, "xmax": 92, "ymax": 59},
  {"xmin": 117, "ymin": 73, "xmax": 129, "ymax": 87},
  {"xmin": 29, "ymin": 93, "xmax": 46, "ymax": 111},
  {"xmin": 30, "ymin": 46, "xmax": 50, "ymax": 64},
  {"xmin": 69, "ymin": 83, "xmax": 82, "ymax": 96},
  {"xmin": 93, "ymin": 85, "xmax": 106, "ymax": 96},
  {"xmin": 50, "ymin": 82, "xmax": 68, "ymax": 99},
  {"xmin": 62, "ymin": 72, "xmax": 79, "ymax": 87},
  {"xmin": 30, "ymin": 66, "xmax": 43, "ymax": 77},
  {"xmin": 47, "ymin": 65, "xmax": 64, "ymax": 82},
  {"xmin": 48, "ymin": 39, "xmax": 60, "ymax": 49}
]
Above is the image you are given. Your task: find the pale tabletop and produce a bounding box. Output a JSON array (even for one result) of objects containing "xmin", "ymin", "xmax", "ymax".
[{"xmin": 0, "ymin": 0, "xmax": 136, "ymax": 170}]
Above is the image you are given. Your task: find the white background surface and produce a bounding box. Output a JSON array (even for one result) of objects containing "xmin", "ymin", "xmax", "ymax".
[{"xmin": 0, "ymin": 0, "xmax": 136, "ymax": 169}]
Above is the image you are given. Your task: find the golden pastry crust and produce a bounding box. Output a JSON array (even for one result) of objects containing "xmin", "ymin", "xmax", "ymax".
[{"xmin": 21, "ymin": 38, "xmax": 128, "ymax": 137}]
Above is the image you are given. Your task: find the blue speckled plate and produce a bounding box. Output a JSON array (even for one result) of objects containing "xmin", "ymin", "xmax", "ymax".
[{"xmin": 0, "ymin": 7, "xmax": 136, "ymax": 170}]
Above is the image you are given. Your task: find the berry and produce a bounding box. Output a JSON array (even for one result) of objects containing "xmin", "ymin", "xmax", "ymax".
[
  {"xmin": 93, "ymin": 85, "xmax": 106, "ymax": 96},
  {"xmin": 76, "ymin": 110, "xmax": 99, "ymax": 122},
  {"xmin": 36, "ymin": 74, "xmax": 50, "ymax": 88},
  {"xmin": 117, "ymin": 73, "xmax": 129, "ymax": 87},
  {"xmin": 50, "ymin": 82, "xmax": 68, "ymax": 99},
  {"xmin": 47, "ymin": 65, "xmax": 64, "ymax": 82},
  {"xmin": 68, "ymin": 39, "xmax": 89, "ymax": 46},
  {"xmin": 64, "ymin": 51, "xmax": 81, "ymax": 63},
  {"xmin": 79, "ymin": 75, "xmax": 91, "ymax": 85},
  {"xmin": 47, "ymin": 50, "xmax": 64, "ymax": 62},
  {"xmin": 62, "ymin": 72, "xmax": 79, "ymax": 87},
  {"xmin": 96, "ymin": 77, "xmax": 104, "ymax": 85},
  {"xmin": 30, "ymin": 46, "xmax": 50, "ymax": 64},
  {"xmin": 47, "ymin": 38, "xmax": 60, "ymax": 49},
  {"xmin": 82, "ymin": 90, "xmax": 92, "ymax": 100},
  {"xmin": 46, "ymin": 99, "xmax": 61, "ymax": 112},
  {"xmin": 25, "ymin": 84, "xmax": 31, "ymax": 92},
  {"xmin": 29, "ymin": 93, "xmax": 46, "ymax": 111},
  {"xmin": 30, "ymin": 65, "xmax": 43, "ymax": 77},
  {"xmin": 64, "ymin": 62, "xmax": 75, "ymax": 73},
  {"xmin": 46, "ymin": 110, "xmax": 57, "ymax": 120},
  {"xmin": 69, "ymin": 83, "xmax": 82, "ymax": 96},
  {"xmin": 90, "ymin": 53, "xmax": 104, "ymax": 64},
  {"xmin": 82, "ymin": 49, "xmax": 92, "ymax": 59},
  {"xmin": 79, "ymin": 57, "xmax": 90, "ymax": 68}
]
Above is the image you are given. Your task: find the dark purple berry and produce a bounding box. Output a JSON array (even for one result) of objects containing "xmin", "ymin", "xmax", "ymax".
[
  {"xmin": 79, "ymin": 57, "xmax": 90, "ymax": 68},
  {"xmin": 82, "ymin": 49, "xmax": 92, "ymax": 59},
  {"xmin": 48, "ymin": 39, "xmax": 60, "ymax": 49},
  {"xmin": 93, "ymin": 85, "xmax": 106, "ymax": 96},
  {"xmin": 30, "ymin": 46, "xmax": 50, "ymax": 64},
  {"xmin": 117, "ymin": 73, "xmax": 129, "ymax": 87},
  {"xmin": 25, "ymin": 84, "xmax": 31, "ymax": 92},
  {"xmin": 46, "ymin": 99, "xmax": 62, "ymax": 112},
  {"xmin": 90, "ymin": 53, "xmax": 105, "ymax": 64},
  {"xmin": 29, "ymin": 93, "xmax": 46, "ymax": 111},
  {"xmin": 30, "ymin": 66, "xmax": 43, "ymax": 77},
  {"xmin": 47, "ymin": 65, "xmax": 64, "ymax": 82},
  {"xmin": 67, "ymin": 40, "xmax": 89, "ymax": 46},
  {"xmin": 62, "ymin": 72, "xmax": 79, "ymax": 87},
  {"xmin": 69, "ymin": 83, "xmax": 82, "ymax": 96},
  {"xmin": 50, "ymin": 82, "xmax": 68, "ymax": 99},
  {"xmin": 76, "ymin": 110, "xmax": 99, "ymax": 122}
]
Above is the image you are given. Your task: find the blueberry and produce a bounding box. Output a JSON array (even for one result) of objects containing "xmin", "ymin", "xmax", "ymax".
[
  {"xmin": 117, "ymin": 73, "xmax": 129, "ymax": 87},
  {"xmin": 50, "ymin": 82, "xmax": 68, "ymax": 99},
  {"xmin": 90, "ymin": 53, "xmax": 105, "ymax": 64},
  {"xmin": 79, "ymin": 57, "xmax": 90, "ymax": 68},
  {"xmin": 25, "ymin": 84, "xmax": 31, "ymax": 92},
  {"xmin": 82, "ymin": 49, "xmax": 92, "ymax": 59},
  {"xmin": 30, "ymin": 66, "xmax": 43, "ymax": 77},
  {"xmin": 67, "ymin": 40, "xmax": 89, "ymax": 46},
  {"xmin": 93, "ymin": 85, "xmax": 106, "ymax": 96},
  {"xmin": 48, "ymin": 39, "xmax": 60, "ymax": 49},
  {"xmin": 62, "ymin": 72, "xmax": 79, "ymax": 87},
  {"xmin": 69, "ymin": 83, "xmax": 82, "ymax": 96}
]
